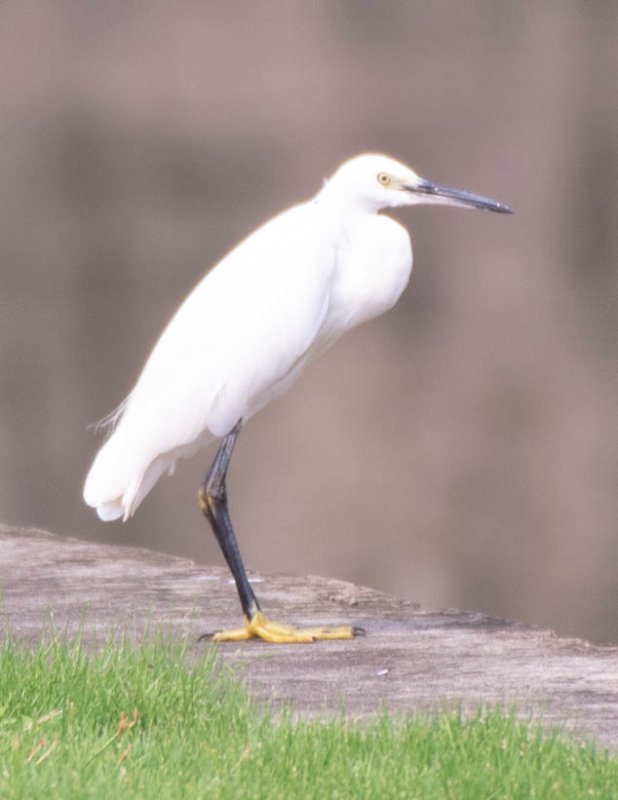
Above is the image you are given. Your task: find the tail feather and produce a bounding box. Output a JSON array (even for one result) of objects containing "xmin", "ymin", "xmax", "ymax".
[
  {"xmin": 95, "ymin": 501, "xmax": 125, "ymax": 522},
  {"xmin": 83, "ymin": 431, "xmax": 171, "ymax": 522},
  {"xmin": 84, "ymin": 396, "xmax": 216, "ymax": 521}
]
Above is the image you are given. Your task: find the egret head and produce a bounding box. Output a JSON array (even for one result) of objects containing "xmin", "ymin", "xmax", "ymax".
[{"xmin": 323, "ymin": 153, "xmax": 512, "ymax": 214}]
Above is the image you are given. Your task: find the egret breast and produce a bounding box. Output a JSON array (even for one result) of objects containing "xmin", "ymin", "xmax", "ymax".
[{"xmin": 324, "ymin": 214, "xmax": 413, "ymax": 336}]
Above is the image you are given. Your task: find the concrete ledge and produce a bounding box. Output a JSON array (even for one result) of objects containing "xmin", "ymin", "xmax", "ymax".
[{"xmin": 1, "ymin": 524, "xmax": 616, "ymax": 749}]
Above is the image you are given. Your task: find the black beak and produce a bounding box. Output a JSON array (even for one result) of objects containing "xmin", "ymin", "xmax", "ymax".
[{"xmin": 407, "ymin": 178, "xmax": 513, "ymax": 214}]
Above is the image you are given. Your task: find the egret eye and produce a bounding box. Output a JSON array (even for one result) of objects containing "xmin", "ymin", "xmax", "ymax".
[{"xmin": 377, "ymin": 172, "xmax": 392, "ymax": 187}]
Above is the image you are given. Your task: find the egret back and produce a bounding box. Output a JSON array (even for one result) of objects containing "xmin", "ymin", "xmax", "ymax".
[{"xmin": 83, "ymin": 203, "xmax": 338, "ymax": 520}]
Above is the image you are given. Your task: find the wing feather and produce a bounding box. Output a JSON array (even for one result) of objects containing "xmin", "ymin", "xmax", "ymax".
[{"xmin": 83, "ymin": 203, "xmax": 337, "ymax": 518}]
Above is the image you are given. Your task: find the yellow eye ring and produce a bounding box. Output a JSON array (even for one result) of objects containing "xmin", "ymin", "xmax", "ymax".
[{"xmin": 377, "ymin": 172, "xmax": 392, "ymax": 186}]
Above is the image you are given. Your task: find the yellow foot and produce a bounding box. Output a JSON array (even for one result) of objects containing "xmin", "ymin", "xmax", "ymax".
[{"xmin": 211, "ymin": 611, "xmax": 363, "ymax": 644}]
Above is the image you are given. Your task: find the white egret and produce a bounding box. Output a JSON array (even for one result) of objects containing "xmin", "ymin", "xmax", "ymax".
[{"xmin": 84, "ymin": 153, "xmax": 512, "ymax": 644}]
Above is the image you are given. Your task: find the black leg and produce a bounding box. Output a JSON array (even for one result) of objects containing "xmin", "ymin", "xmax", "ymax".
[
  {"xmin": 198, "ymin": 419, "xmax": 360, "ymax": 643},
  {"xmin": 198, "ymin": 419, "xmax": 260, "ymax": 619}
]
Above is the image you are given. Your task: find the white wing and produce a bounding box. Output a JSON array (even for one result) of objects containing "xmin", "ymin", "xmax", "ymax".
[{"xmin": 84, "ymin": 202, "xmax": 337, "ymax": 520}]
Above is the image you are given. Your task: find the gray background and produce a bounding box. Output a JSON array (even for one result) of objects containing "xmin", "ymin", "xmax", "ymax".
[{"xmin": 1, "ymin": 3, "xmax": 616, "ymax": 643}]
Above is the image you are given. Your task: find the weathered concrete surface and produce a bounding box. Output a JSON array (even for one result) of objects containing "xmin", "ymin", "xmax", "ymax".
[{"xmin": 1, "ymin": 525, "xmax": 617, "ymax": 749}]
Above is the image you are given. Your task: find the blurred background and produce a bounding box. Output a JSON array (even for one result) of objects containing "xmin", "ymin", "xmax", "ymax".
[{"xmin": 1, "ymin": 3, "xmax": 616, "ymax": 643}]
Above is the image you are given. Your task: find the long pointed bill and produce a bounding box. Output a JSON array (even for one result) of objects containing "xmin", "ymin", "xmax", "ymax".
[{"xmin": 407, "ymin": 178, "xmax": 513, "ymax": 214}]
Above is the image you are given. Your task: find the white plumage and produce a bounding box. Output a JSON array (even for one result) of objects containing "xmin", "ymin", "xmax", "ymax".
[{"xmin": 84, "ymin": 153, "xmax": 510, "ymax": 524}]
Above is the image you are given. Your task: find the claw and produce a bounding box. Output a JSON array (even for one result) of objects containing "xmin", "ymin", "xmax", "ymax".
[{"xmin": 211, "ymin": 610, "xmax": 359, "ymax": 644}]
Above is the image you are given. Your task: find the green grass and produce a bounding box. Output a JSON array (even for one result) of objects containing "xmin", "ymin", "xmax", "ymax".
[{"xmin": 0, "ymin": 635, "xmax": 615, "ymax": 799}]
